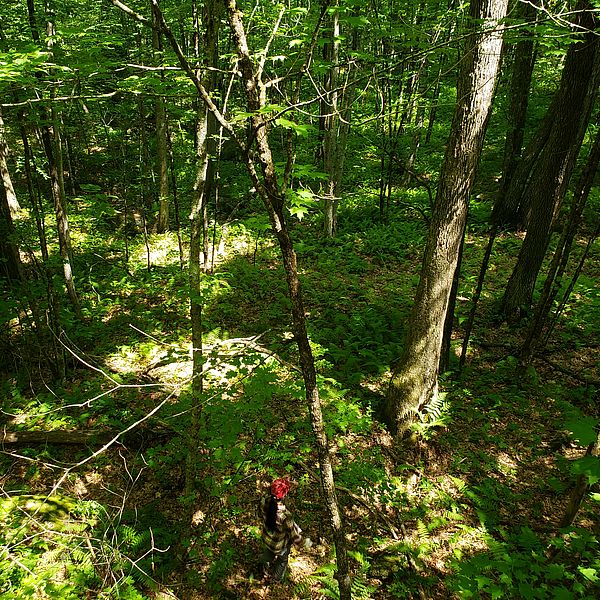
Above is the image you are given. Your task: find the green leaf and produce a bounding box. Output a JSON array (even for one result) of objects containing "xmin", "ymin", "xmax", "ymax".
[
  {"xmin": 578, "ymin": 567, "xmax": 598, "ymax": 582},
  {"xmin": 275, "ymin": 117, "xmax": 313, "ymax": 137},
  {"xmin": 341, "ymin": 15, "xmax": 371, "ymax": 27},
  {"xmin": 287, "ymin": 188, "xmax": 316, "ymax": 220},
  {"xmin": 565, "ymin": 416, "xmax": 598, "ymax": 447},
  {"xmin": 552, "ymin": 587, "xmax": 574, "ymax": 600},
  {"xmin": 570, "ymin": 455, "xmax": 600, "ymax": 484}
]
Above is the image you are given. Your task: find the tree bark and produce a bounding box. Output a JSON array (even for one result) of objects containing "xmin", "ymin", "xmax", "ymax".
[
  {"xmin": 501, "ymin": 5, "xmax": 600, "ymax": 320},
  {"xmin": 493, "ymin": 0, "xmax": 538, "ymax": 227},
  {"xmin": 185, "ymin": 0, "xmax": 220, "ymax": 501},
  {"xmin": 0, "ymin": 110, "xmax": 20, "ymax": 217},
  {"xmin": 321, "ymin": 1, "xmax": 350, "ymax": 237},
  {"xmin": 519, "ymin": 126, "xmax": 600, "ymax": 368},
  {"xmin": 0, "ymin": 161, "xmax": 22, "ymax": 281},
  {"xmin": 386, "ymin": 0, "xmax": 508, "ymax": 436},
  {"xmin": 0, "ymin": 109, "xmax": 22, "ymax": 281},
  {"xmin": 1, "ymin": 428, "xmax": 169, "ymax": 447},
  {"xmin": 33, "ymin": 0, "xmax": 82, "ymax": 318},
  {"xmin": 152, "ymin": 0, "xmax": 170, "ymax": 234},
  {"xmin": 559, "ymin": 433, "xmax": 600, "ymax": 528},
  {"xmin": 439, "ymin": 229, "xmax": 465, "ymax": 374}
]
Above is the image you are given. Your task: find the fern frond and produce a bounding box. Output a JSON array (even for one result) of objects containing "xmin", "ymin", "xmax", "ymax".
[{"xmin": 416, "ymin": 520, "xmax": 430, "ymax": 543}]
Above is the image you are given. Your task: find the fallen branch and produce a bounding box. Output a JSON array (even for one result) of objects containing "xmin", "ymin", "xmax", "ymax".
[{"xmin": 535, "ymin": 355, "xmax": 600, "ymax": 386}]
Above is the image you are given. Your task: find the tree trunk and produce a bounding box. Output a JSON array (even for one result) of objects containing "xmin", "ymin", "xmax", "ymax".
[
  {"xmin": 439, "ymin": 229, "xmax": 465, "ymax": 374},
  {"xmin": 223, "ymin": 2, "xmax": 352, "ymax": 597},
  {"xmin": 152, "ymin": 0, "xmax": 170, "ymax": 234},
  {"xmin": 559, "ymin": 432, "xmax": 600, "ymax": 528},
  {"xmin": 322, "ymin": 3, "xmax": 342, "ymax": 237},
  {"xmin": 385, "ymin": 0, "xmax": 508, "ymax": 436},
  {"xmin": 185, "ymin": 0, "xmax": 220, "ymax": 502},
  {"xmin": 0, "ymin": 109, "xmax": 22, "ymax": 281},
  {"xmin": 34, "ymin": 0, "xmax": 82, "ymax": 318},
  {"xmin": 519, "ymin": 126, "xmax": 600, "ymax": 368},
  {"xmin": 493, "ymin": 0, "xmax": 537, "ymax": 227},
  {"xmin": 0, "ymin": 163, "xmax": 22, "ymax": 281},
  {"xmin": 19, "ymin": 111, "xmax": 65, "ymax": 379},
  {"xmin": 501, "ymin": 5, "xmax": 600, "ymax": 320},
  {"xmin": 138, "ymin": 98, "xmax": 153, "ymax": 271},
  {"xmin": 0, "ymin": 109, "xmax": 21, "ymax": 217}
]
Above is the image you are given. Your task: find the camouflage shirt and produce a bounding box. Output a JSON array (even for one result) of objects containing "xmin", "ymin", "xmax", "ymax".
[{"xmin": 258, "ymin": 495, "xmax": 302, "ymax": 556}]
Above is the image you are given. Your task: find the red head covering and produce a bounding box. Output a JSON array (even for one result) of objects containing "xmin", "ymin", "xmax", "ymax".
[{"xmin": 270, "ymin": 478, "xmax": 291, "ymax": 499}]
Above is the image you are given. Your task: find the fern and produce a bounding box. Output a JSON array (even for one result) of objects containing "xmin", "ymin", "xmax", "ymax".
[
  {"xmin": 413, "ymin": 392, "xmax": 452, "ymax": 439},
  {"xmin": 416, "ymin": 519, "xmax": 430, "ymax": 544},
  {"xmin": 307, "ymin": 555, "xmax": 377, "ymax": 600}
]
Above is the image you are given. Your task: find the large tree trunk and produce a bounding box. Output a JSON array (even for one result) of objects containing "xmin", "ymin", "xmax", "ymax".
[
  {"xmin": 385, "ymin": 0, "xmax": 508, "ymax": 436},
  {"xmin": 501, "ymin": 5, "xmax": 600, "ymax": 320}
]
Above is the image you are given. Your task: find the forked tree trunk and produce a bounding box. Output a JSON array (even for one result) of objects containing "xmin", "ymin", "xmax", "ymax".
[
  {"xmin": 385, "ymin": 0, "xmax": 508, "ymax": 436},
  {"xmin": 501, "ymin": 5, "xmax": 600, "ymax": 319}
]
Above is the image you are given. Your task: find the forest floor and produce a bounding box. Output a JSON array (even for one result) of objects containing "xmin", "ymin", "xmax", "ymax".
[{"xmin": 1, "ymin": 208, "xmax": 599, "ymax": 599}]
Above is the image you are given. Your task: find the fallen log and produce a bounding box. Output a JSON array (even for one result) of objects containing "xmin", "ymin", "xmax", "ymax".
[{"xmin": 1, "ymin": 427, "xmax": 170, "ymax": 447}]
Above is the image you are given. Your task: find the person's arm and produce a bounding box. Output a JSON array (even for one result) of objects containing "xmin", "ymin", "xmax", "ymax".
[{"xmin": 290, "ymin": 520, "xmax": 303, "ymax": 546}]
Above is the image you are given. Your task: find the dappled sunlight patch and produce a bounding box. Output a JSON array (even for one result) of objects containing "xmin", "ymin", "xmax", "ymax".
[
  {"xmin": 495, "ymin": 451, "xmax": 519, "ymax": 478},
  {"xmin": 129, "ymin": 233, "xmax": 183, "ymax": 268},
  {"xmin": 106, "ymin": 344, "xmax": 142, "ymax": 374}
]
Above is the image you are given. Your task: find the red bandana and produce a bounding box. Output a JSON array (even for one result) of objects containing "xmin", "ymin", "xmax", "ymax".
[{"xmin": 270, "ymin": 478, "xmax": 291, "ymax": 499}]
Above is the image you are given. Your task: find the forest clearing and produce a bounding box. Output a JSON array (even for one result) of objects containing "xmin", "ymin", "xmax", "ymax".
[{"xmin": 1, "ymin": 0, "xmax": 599, "ymax": 598}]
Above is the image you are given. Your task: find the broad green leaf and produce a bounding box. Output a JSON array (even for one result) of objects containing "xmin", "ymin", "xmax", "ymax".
[
  {"xmin": 275, "ymin": 117, "xmax": 313, "ymax": 137},
  {"xmin": 570, "ymin": 455, "xmax": 600, "ymax": 484},
  {"xmin": 577, "ymin": 567, "xmax": 598, "ymax": 582},
  {"xmin": 565, "ymin": 416, "xmax": 598, "ymax": 446}
]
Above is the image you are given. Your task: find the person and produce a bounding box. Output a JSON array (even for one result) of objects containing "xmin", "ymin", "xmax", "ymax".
[{"xmin": 257, "ymin": 478, "xmax": 307, "ymax": 581}]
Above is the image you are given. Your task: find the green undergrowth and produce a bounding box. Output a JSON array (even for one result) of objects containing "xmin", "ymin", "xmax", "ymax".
[
  {"xmin": 0, "ymin": 493, "xmax": 178, "ymax": 599},
  {"xmin": 2, "ymin": 196, "xmax": 599, "ymax": 599}
]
